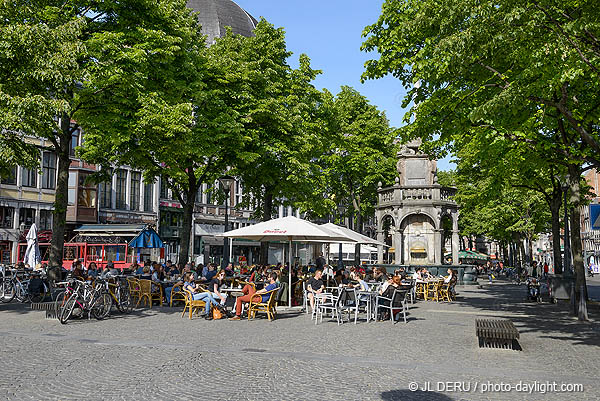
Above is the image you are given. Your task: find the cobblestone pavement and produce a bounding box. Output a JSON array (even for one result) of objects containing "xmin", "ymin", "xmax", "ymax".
[{"xmin": 1, "ymin": 280, "xmax": 599, "ymax": 401}]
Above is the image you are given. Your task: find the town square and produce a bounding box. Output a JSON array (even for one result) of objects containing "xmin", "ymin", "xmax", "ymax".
[{"xmin": 1, "ymin": 1, "xmax": 599, "ymax": 400}]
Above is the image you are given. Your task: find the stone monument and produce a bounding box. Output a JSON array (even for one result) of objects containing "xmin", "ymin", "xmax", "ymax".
[{"xmin": 375, "ymin": 139, "xmax": 459, "ymax": 265}]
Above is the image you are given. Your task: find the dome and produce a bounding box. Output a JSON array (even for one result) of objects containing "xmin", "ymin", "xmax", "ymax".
[{"xmin": 187, "ymin": 0, "xmax": 257, "ymax": 44}]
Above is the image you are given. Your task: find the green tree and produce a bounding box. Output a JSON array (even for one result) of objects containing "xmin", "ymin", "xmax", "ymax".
[
  {"xmin": 322, "ymin": 86, "xmax": 396, "ymax": 232},
  {"xmin": 214, "ymin": 21, "xmax": 330, "ymax": 263},
  {"xmin": 0, "ymin": 0, "xmax": 199, "ymax": 266},
  {"xmin": 361, "ymin": 0, "xmax": 598, "ymax": 318}
]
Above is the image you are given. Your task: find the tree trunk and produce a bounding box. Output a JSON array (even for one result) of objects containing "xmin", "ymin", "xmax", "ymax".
[
  {"xmin": 354, "ymin": 212, "xmax": 363, "ymax": 266},
  {"xmin": 260, "ymin": 189, "xmax": 273, "ymax": 265},
  {"xmin": 178, "ymin": 187, "xmax": 197, "ymax": 265},
  {"xmin": 567, "ymin": 166, "xmax": 588, "ymax": 320},
  {"xmin": 48, "ymin": 115, "xmax": 72, "ymax": 268},
  {"xmin": 549, "ymin": 194, "xmax": 563, "ymax": 274}
]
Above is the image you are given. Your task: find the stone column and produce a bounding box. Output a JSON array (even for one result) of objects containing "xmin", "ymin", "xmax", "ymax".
[
  {"xmin": 452, "ymin": 231, "xmax": 460, "ymax": 266},
  {"xmin": 377, "ymin": 231, "xmax": 385, "ymax": 264},
  {"xmin": 434, "ymin": 229, "xmax": 443, "ymax": 264},
  {"xmin": 394, "ymin": 229, "xmax": 403, "ymax": 265}
]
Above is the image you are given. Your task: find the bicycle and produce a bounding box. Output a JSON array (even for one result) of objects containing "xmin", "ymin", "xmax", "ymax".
[
  {"xmin": 57, "ymin": 278, "xmax": 112, "ymax": 324},
  {"xmin": 105, "ymin": 276, "xmax": 133, "ymax": 314},
  {"xmin": 1, "ymin": 269, "xmax": 50, "ymax": 303}
]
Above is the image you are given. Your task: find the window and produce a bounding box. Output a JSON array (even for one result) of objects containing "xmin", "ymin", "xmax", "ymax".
[
  {"xmin": 130, "ymin": 171, "xmax": 141, "ymax": 211},
  {"xmin": 19, "ymin": 208, "xmax": 36, "ymax": 228},
  {"xmin": 78, "ymin": 173, "xmax": 96, "ymax": 208},
  {"xmin": 282, "ymin": 206, "xmax": 288, "ymax": 217},
  {"xmin": 40, "ymin": 209, "xmax": 52, "ymax": 230},
  {"xmin": 21, "ymin": 167, "xmax": 37, "ymax": 188},
  {"xmin": 1, "ymin": 166, "xmax": 16, "ymax": 185},
  {"xmin": 98, "ymin": 169, "xmax": 113, "ymax": 209},
  {"xmin": 42, "ymin": 152, "xmax": 56, "ymax": 189},
  {"xmin": 115, "ymin": 169, "xmax": 127, "ymax": 210},
  {"xmin": 0, "ymin": 207, "xmax": 14, "ymax": 228},
  {"xmin": 144, "ymin": 182, "xmax": 154, "ymax": 212},
  {"xmin": 67, "ymin": 172, "xmax": 77, "ymax": 205},
  {"xmin": 160, "ymin": 176, "xmax": 169, "ymax": 199},
  {"xmin": 70, "ymin": 128, "xmax": 80, "ymax": 156}
]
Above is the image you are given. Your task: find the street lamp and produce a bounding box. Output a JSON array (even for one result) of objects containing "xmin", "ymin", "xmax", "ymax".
[
  {"xmin": 218, "ymin": 175, "xmax": 235, "ymax": 269},
  {"xmin": 559, "ymin": 174, "xmax": 572, "ymax": 277}
]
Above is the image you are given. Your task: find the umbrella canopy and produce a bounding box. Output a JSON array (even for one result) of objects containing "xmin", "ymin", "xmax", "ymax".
[
  {"xmin": 23, "ymin": 223, "xmax": 41, "ymax": 268},
  {"xmin": 320, "ymin": 223, "xmax": 387, "ymax": 247},
  {"xmin": 129, "ymin": 227, "xmax": 164, "ymax": 248},
  {"xmin": 218, "ymin": 216, "xmax": 354, "ymax": 243}
]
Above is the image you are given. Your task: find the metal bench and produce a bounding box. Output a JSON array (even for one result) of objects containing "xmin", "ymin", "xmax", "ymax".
[{"xmin": 475, "ymin": 319, "xmax": 520, "ymax": 350}]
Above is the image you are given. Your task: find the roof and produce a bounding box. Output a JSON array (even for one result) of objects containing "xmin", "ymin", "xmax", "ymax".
[{"xmin": 187, "ymin": 0, "xmax": 257, "ymax": 44}]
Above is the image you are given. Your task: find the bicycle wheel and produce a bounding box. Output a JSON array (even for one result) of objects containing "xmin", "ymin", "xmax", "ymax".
[
  {"xmin": 1, "ymin": 280, "xmax": 16, "ymax": 303},
  {"xmin": 54, "ymin": 290, "xmax": 67, "ymax": 315},
  {"xmin": 92, "ymin": 293, "xmax": 112, "ymax": 320},
  {"xmin": 30, "ymin": 281, "xmax": 49, "ymax": 303},
  {"xmin": 59, "ymin": 294, "xmax": 78, "ymax": 324},
  {"xmin": 116, "ymin": 287, "xmax": 133, "ymax": 314}
]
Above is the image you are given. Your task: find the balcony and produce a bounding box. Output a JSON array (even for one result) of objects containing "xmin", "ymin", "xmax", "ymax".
[{"xmin": 378, "ymin": 185, "xmax": 457, "ymax": 205}]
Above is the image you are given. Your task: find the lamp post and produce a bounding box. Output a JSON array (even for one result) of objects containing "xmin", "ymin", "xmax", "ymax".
[
  {"xmin": 559, "ymin": 175, "xmax": 572, "ymax": 277},
  {"xmin": 219, "ymin": 175, "xmax": 234, "ymax": 269}
]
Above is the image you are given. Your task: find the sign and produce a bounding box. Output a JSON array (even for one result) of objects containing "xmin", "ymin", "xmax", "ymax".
[{"xmin": 591, "ymin": 204, "xmax": 600, "ymax": 230}]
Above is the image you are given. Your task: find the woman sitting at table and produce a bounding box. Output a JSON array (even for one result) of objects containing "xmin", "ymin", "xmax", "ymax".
[
  {"xmin": 373, "ymin": 267, "xmax": 388, "ymax": 282},
  {"xmin": 86, "ymin": 262, "xmax": 99, "ymax": 279},
  {"xmin": 183, "ymin": 272, "xmax": 219, "ymax": 320},
  {"xmin": 443, "ymin": 268, "xmax": 456, "ymax": 284},
  {"xmin": 377, "ymin": 275, "xmax": 403, "ymax": 320},
  {"xmin": 209, "ymin": 269, "xmax": 228, "ymax": 306}
]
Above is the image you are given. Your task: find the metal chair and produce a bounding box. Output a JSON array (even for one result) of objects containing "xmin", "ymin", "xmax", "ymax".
[
  {"xmin": 315, "ymin": 292, "xmax": 340, "ymax": 325},
  {"xmin": 337, "ymin": 287, "xmax": 360, "ymax": 324},
  {"xmin": 375, "ymin": 288, "xmax": 407, "ymax": 324}
]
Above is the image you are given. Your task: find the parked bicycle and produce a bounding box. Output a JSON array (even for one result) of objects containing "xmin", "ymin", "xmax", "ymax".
[
  {"xmin": 56, "ymin": 278, "xmax": 112, "ymax": 324},
  {"xmin": 105, "ymin": 276, "xmax": 133, "ymax": 313},
  {"xmin": 1, "ymin": 268, "xmax": 50, "ymax": 303}
]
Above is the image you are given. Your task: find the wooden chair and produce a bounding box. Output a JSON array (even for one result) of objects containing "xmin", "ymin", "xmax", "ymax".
[
  {"xmin": 136, "ymin": 279, "xmax": 163, "ymax": 308},
  {"xmin": 247, "ymin": 288, "xmax": 279, "ymax": 321},
  {"xmin": 426, "ymin": 280, "xmax": 443, "ymax": 302},
  {"xmin": 169, "ymin": 282, "xmax": 187, "ymax": 307},
  {"xmin": 181, "ymin": 289, "xmax": 207, "ymax": 319},
  {"xmin": 128, "ymin": 278, "xmax": 141, "ymax": 304},
  {"xmin": 415, "ymin": 282, "xmax": 426, "ymax": 299},
  {"xmin": 439, "ymin": 280, "xmax": 457, "ymax": 302}
]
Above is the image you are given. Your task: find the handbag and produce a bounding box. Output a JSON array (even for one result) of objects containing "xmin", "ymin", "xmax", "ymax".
[{"xmin": 212, "ymin": 306, "xmax": 224, "ymax": 320}]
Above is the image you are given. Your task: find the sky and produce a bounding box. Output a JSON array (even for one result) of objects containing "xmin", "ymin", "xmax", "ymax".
[{"xmin": 233, "ymin": 0, "xmax": 454, "ymax": 170}]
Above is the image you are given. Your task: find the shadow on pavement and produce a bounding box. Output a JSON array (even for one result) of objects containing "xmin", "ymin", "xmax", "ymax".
[{"xmin": 450, "ymin": 278, "xmax": 600, "ymax": 347}]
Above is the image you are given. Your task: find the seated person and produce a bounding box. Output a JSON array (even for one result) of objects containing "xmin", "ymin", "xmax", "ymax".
[
  {"xmin": 135, "ymin": 263, "xmax": 145, "ymax": 275},
  {"xmin": 71, "ymin": 260, "xmax": 87, "ymax": 281},
  {"xmin": 422, "ymin": 268, "xmax": 433, "ymax": 280},
  {"xmin": 182, "ymin": 272, "xmax": 219, "ymax": 320},
  {"xmin": 209, "ymin": 269, "xmax": 228, "ymax": 306},
  {"xmin": 443, "ymin": 268, "xmax": 456, "ymax": 284},
  {"xmin": 229, "ymin": 272, "xmax": 279, "ymax": 320},
  {"xmin": 86, "ymin": 262, "xmax": 99, "ymax": 279},
  {"xmin": 334, "ymin": 270, "xmax": 350, "ymax": 286},
  {"xmin": 140, "ymin": 265, "xmax": 152, "ymax": 280},
  {"xmin": 203, "ymin": 263, "xmax": 217, "ymax": 282},
  {"xmin": 377, "ymin": 275, "xmax": 403, "ymax": 320},
  {"xmin": 373, "ymin": 267, "xmax": 388, "ymax": 282},
  {"xmin": 224, "ymin": 263, "xmax": 235, "ymax": 277},
  {"xmin": 306, "ymin": 269, "xmax": 324, "ymax": 311},
  {"xmin": 167, "ymin": 263, "xmax": 180, "ymax": 278},
  {"xmin": 412, "ymin": 268, "xmax": 423, "ymax": 280}
]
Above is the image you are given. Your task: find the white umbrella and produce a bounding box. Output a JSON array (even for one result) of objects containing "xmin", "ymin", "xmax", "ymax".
[
  {"xmin": 321, "ymin": 223, "xmax": 387, "ymax": 246},
  {"xmin": 218, "ymin": 216, "xmax": 356, "ymax": 306},
  {"xmin": 23, "ymin": 223, "xmax": 41, "ymax": 269}
]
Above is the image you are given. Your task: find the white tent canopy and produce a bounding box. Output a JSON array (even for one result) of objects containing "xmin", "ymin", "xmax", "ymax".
[
  {"xmin": 218, "ymin": 216, "xmax": 356, "ymax": 306},
  {"xmin": 23, "ymin": 223, "xmax": 41, "ymax": 268},
  {"xmin": 320, "ymin": 223, "xmax": 387, "ymax": 247}
]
